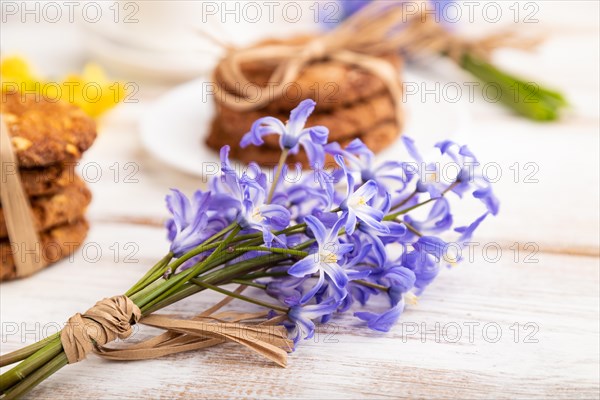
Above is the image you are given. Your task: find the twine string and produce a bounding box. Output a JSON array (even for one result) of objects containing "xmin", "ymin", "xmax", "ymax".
[
  {"xmin": 60, "ymin": 290, "xmax": 293, "ymax": 367},
  {"xmin": 60, "ymin": 296, "xmax": 141, "ymax": 364}
]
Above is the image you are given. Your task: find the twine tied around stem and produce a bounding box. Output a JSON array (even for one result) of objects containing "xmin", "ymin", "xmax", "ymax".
[
  {"xmin": 60, "ymin": 296, "xmax": 141, "ymax": 364},
  {"xmin": 60, "ymin": 290, "xmax": 293, "ymax": 367},
  {"xmin": 213, "ymin": 0, "xmax": 542, "ymax": 125}
]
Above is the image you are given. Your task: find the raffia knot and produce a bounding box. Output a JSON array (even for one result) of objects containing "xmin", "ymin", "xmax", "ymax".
[{"xmin": 60, "ymin": 295, "xmax": 141, "ymax": 364}]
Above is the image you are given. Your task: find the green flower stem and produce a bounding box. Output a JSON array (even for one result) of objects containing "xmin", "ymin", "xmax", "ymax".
[
  {"xmin": 355, "ymin": 279, "xmax": 389, "ymax": 292},
  {"xmin": 231, "ymin": 279, "xmax": 267, "ymax": 289},
  {"xmin": 128, "ymin": 278, "xmax": 168, "ymax": 305},
  {"xmin": 167, "ymin": 242, "xmax": 221, "ymax": 275},
  {"xmin": 137, "ymin": 226, "xmax": 242, "ymax": 310},
  {"xmin": 385, "ymin": 179, "xmax": 460, "ymax": 222},
  {"xmin": 2, "ymin": 352, "xmax": 67, "ymax": 400},
  {"xmin": 237, "ymin": 271, "xmax": 291, "ymax": 280},
  {"xmin": 403, "ymin": 220, "xmax": 423, "ymax": 237},
  {"xmin": 212, "ymin": 222, "xmax": 306, "ymax": 246},
  {"xmin": 141, "ymin": 252, "xmax": 289, "ymax": 314},
  {"xmin": 197, "ymin": 238, "xmax": 313, "ymax": 287},
  {"xmin": 460, "ymin": 53, "xmax": 567, "ymax": 121},
  {"xmin": 390, "ymin": 189, "xmax": 417, "ymax": 212},
  {"xmin": 441, "ymin": 180, "xmax": 459, "ymax": 196},
  {"xmin": 134, "ymin": 247, "xmax": 221, "ymax": 308},
  {"xmin": 139, "ymin": 282, "xmax": 204, "ymax": 315},
  {"xmin": 125, "ymin": 252, "xmax": 173, "ymax": 297},
  {"xmin": 0, "ymin": 332, "xmax": 60, "ymax": 368},
  {"xmin": 190, "ymin": 279, "xmax": 288, "ymax": 313},
  {"xmin": 460, "ymin": 55, "xmax": 537, "ymax": 112},
  {"xmin": 0, "ymin": 336, "xmax": 62, "ymax": 393},
  {"xmin": 203, "ymin": 221, "xmax": 238, "ymax": 244},
  {"xmin": 201, "ymin": 252, "xmax": 289, "ymax": 287},
  {"xmin": 469, "ymin": 54, "xmax": 566, "ymax": 106},
  {"xmin": 168, "ymin": 221, "xmax": 308, "ymax": 277},
  {"xmin": 384, "ymin": 196, "xmax": 438, "ymax": 221},
  {"xmin": 267, "ymin": 148, "xmax": 290, "ymax": 203},
  {"xmin": 296, "ymin": 239, "xmax": 316, "ymax": 250},
  {"xmin": 233, "ymin": 246, "xmax": 308, "ymax": 258},
  {"xmin": 183, "ymin": 238, "xmax": 313, "ymax": 298}
]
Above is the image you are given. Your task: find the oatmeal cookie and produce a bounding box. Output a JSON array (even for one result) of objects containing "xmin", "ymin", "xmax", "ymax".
[
  {"xmin": 10, "ymin": 163, "xmax": 78, "ymax": 197},
  {"xmin": 0, "ymin": 175, "xmax": 91, "ymax": 238},
  {"xmin": 0, "ymin": 218, "xmax": 89, "ymax": 281},
  {"xmin": 214, "ymin": 93, "xmax": 396, "ymax": 146},
  {"xmin": 1, "ymin": 90, "xmax": 97, "ymax": 168}
]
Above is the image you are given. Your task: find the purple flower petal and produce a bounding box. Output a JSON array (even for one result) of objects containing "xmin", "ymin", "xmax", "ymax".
[
  {"xmin": 299, "ymin": 135, "xmax": 325, "ymax": 167},
  {"xmin": 304, "ymin": 215, "xmax": 328, "ymax": 244},
  {"xmin": 304, "ymin": 125, "xmax": 329, "ymax": 145},
  {"xmin": 354, "ymin": 304, "xmax": 404, "ymax": 332},
  {"xmin": 455, "ymin": 212, "xmax": 489, "ymax": 242},
  {"xmin": 322, "ymin": 263, "xmax": 348, "ymax": 290},
  {"xmin": 300, "ymin": 270, "xmax": 325, "ymax": 304},
  {"xmin": 287, "ymin": 99, "xmax": 316, "ymax": 137},
  {"xmin": 352, "ymin": 179, "xmax": 378, "ymax": 200},
  {"xmin": 288, "ymin": 256, "xmax": 320, "ymax": 277},
  {"xmin": 241, "ymin": 116, "xmax": 286, "ymax": 147}
]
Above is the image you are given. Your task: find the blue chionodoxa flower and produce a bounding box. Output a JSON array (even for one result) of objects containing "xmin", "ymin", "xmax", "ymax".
[
  {"xmin": 286, "ymin": 299, "xmax": 339, "ymax": 343},
  {"xmin": 403, "ymin": 137, "xmax": 498, "ymax": 240},
  {"xmin": 403, "ymin": 197, "xmax": 453, "ymax": 237},
  {"xmin": 161, "ymin": 98, "xmax": 499, "ymax": 343},
  {"xmin": 401, "ymin": 236, "xmax": 448, "ymax": 293},
  {"xmin": 165, "ymin": 189, "xmax": 228, "ymax": 257},
  {"xmin": 210, "ymin": 146, "xmax": 290, "ymax": 246},
  {"xmin": 370, "ymin": 255, "xmax": 417, "ymax": 307},
  {"xmin": 355, "ymin": 304, "xmax": 405, "ymax": 333},
  {"xmin": 351, "ymin": 193, "xmax": 407, "ymax": 267},
  {"xmin": 287, "ymin": 216, "xmax": 354, "ymax": 303},
  {"xmin": 325, "ymin": 139, "xmax": 410, "ymax": 194},
  {"xmin": 336, "ymin": 155, "xmax": 389, "ymax": 236},
  {"xmin": 434, "ymin": 140, "xmax": 499, "ymax": 216},
  {"xmin": 240, "ymin": 99, "xmax": 329, "ymax": 166}
]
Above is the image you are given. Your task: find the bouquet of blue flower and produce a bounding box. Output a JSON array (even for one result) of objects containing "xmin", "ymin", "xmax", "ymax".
[
  {"xmin": 338, "ymin": 0, "xmax": 567, "ymax": 121},
  {"xmin": 0, "ymin": 100, "xmax": 497, "ymax": 398}
]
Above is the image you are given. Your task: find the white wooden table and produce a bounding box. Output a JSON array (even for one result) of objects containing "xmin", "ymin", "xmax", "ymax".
[{"xmin": 1, "ymin": 2, "xmax": 599, "ymax": 399}]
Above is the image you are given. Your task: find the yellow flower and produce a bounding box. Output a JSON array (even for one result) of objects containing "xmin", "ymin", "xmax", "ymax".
[
  {"xmin": 1, "ymin": 56, "xmax": 126, "ymax": 118},
  {"xmin": 0, "ymin": 56, "xmax": 42, "ymax": 93},
  {"xmin": 62, "ymin": 63, "xmax": 128, "ymax": 118}
]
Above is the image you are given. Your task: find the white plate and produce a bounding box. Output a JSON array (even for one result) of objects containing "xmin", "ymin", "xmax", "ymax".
[{"xmin": 140, "ymin": 72, "xmax": 470, "ymax": 177}]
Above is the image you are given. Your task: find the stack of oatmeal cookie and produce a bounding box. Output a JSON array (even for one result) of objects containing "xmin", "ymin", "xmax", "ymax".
[
  {"xmin": 206, "ymin": 36, "xmax": 403, "ymax": 167},
  {"xmin": 0, "ymin": 90, "xmax": 96, "ymax": 280}
]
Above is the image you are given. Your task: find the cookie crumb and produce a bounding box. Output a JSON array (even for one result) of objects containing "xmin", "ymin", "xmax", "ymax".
[
  {"xmin": 11, "ymin": 136, "xmax": 33, "ymax": 151},
  {"xmin": 65, "ymin": 143, "xmax": 79, "ymax": 156}
]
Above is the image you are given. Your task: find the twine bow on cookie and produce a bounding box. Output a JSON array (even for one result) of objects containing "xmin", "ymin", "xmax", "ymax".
[
  {"xmin": 0, "ymin": 115, "xmax": 45, "ymax": 278},
  {"xmin": 60, "ymin": 289, "xmax": 293, "ymax": 367},
  {"xmin": 213, "ymin": 0, "xmax": 542, "ymax": 126}
]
